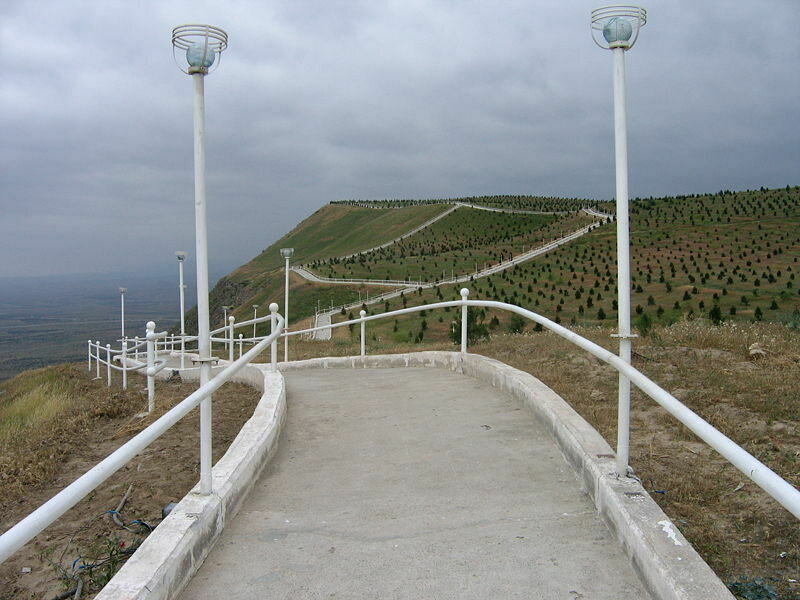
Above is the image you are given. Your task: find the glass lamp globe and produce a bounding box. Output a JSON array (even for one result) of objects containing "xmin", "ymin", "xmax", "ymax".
[
  {"xmin": 603, "ymin": 17, "xmax": 633, "ymax": 44},
  {"xmin": 187, "ymin": 43, "xmax": 216, "ymax": 68}
]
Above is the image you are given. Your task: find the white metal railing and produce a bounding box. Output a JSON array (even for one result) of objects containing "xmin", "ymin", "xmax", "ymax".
[
  {"xmin": 0, "ymin": 306, "xmax": 285, "ymax": 564},
  {"xmin": 287, "ymin": 291, "xmax": 800, "ymax": 521}
]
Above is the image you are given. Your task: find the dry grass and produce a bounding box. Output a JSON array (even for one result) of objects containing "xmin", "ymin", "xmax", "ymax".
[{"xmin": 0, "ymin": 364, "xmax": 261, "ymax": 600}]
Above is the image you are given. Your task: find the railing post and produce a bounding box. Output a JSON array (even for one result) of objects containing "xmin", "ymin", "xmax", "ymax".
[
  {"xmin": 460, "ymin": 288, "xmax": 469, "ymax": 354},
  {"xmin": 270, "ymin": 303, "xmax": 278, "ymax": 372},
  {"xmin": 238, "ymin": 333, "xmax": 243, "ymax": 359},
  {"xmin": 228, "ymin": 316, "xmax": 235, "ymax": 362},
  {"xmin": 134, "ymin": 336, "xmax": 140, "ymax": 360},
  {"xmin": 95, "ymin": 341, "xmax": 101, "ymax": 378},
  {"xmin": 360, "ymin": 310, "xmax": 367, "ymax": 356},
  {"xmin": 146, "ymin": 321, "xmax": 156, "ymax": 413},
  {"xmin": 87, "ymin": 340, "xmax": 92, "ymax": 371},
  {"xmin": 121, "ymin": 337, "xmax": 128, "ymax": 391},
  {"xmin": 180, "ymin": 333, "xmax": 186, "ymax": 370},
  {"xmin": 106, "ymin": 344, "xmax": 112, "ymax": 387}
]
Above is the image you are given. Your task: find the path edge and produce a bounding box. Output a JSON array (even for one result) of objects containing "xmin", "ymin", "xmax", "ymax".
[
  {"xmin": 96, "ymin": 365, "xmax": 286, "ymax": 600},
  {"xmin": 282, "ymin": 351, "xmax": 734, "ymax": 600}
]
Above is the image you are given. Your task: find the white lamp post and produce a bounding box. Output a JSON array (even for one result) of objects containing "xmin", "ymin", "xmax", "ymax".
[
  {"xmin": 172, "ymin": 24, "xmax": 228, "ymax": 496},
  {"xmin": 118, "ymin": 287, "xmax": 127, "ymax": 339},
  {"xmin": 591, "ymin": 5, "xmax": 646, "ymax": 477},
  {"xmin": 280, "ymin": 247, "xmax": 294, "ymax": 361},
  {"xmin": 252, "ymin": 304, "xmax": 259, "ymax": 340},
  {"xmin": 221, "ymin": 305, "xmax": 230, "ymax": 355},
  {"xmin": 175, "ymin": 251, "xmax": 188, "ymax": 369}
]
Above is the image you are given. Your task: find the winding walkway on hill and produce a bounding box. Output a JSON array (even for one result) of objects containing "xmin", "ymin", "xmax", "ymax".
[{"xmin": 300, "ymin": 205, "xmax": 610, "ymax": 339}]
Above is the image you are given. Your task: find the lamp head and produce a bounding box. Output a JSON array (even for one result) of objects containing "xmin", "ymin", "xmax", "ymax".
[
  {"xmin": 119, "ymin": 287, "xmax": 127, "ymax": 294},
  {"xmin": 175, "ymin": 250, "xmax": 187, "ymax": 261},
  {"xmin": 171, "ymin": 24, "xmax": 228, "ymax": 74},
  {"xmin": 603, "ymin": 17, "xmax": 633, "ymax": 44},
  {"xmin": 280, "ymin": 248, "xmax": 295, "ymax": 259},
  {"xmin": 591, "ymin": 6, "xmax": 646, "ymax": 50},
  {"xmin": 187, "ymin": 42, "xmax": 215, "ymax": 69}
]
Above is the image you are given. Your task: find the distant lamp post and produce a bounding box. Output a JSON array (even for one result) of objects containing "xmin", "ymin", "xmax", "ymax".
[
  {"xmin": 591, "ymin": 5, "xmax": 647, "ymax": 477},
  {"xmin": 280, "ymin": 247, "xmax": 294, "ymax": 361},
  {"xmin": 118, "ymin": 288, "xmax": 127, "ymax": 339},
  {"xmin": 175, "ymin": 251, "xmax": 188, "ymax": 369},
  {"xmin": 172, "ymin": 24, "xmax": 228, "ymax": 496},
  {"xmin": 222, "ymin": 305, "xmax": 230, "ymax": 326},
  {"xmin": 252, "ymin": 304, "xmax": 259, "ymax": 340}
]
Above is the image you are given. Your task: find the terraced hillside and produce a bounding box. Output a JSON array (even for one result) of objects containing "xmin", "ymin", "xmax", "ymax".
[
  {"xmin": 311, "ymin": 207, "xmax": 595, "ymax": 282},
  {"xmin": 197, "ymin": 186, "xmax": 800, "ymax": 341},
  {"xmin": 196, "ymin": 196, "xmax": 591, "ymax": 331}
]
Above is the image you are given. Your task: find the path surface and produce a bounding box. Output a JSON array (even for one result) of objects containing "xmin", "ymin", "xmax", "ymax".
[{"xmin": 179, "ymin": 368, "xmax": 650, "ymax": 599}]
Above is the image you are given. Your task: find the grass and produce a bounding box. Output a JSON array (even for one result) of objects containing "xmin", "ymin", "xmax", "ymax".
[
  {"xmin": 230, "ymin": 203, "xmax": 451, "ymax": 279},
  {"xmin": 0, "ymin": 364, "xmax": 261, "ymax": 600},
  {"xmin": 0, "ymin": 369, "xmax": 78, "ymax": 445}
]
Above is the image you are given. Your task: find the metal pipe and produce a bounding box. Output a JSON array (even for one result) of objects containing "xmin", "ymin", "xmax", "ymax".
[
  {"xmin": 612, "ymin": 45, "xmax": 634, "ymax": 477},
  {"xmin": 460, "ymin": 288, "xmax": 469, "ymax": 353},
  {"xmin": 252, "ymin": 305, "xmax": 259, "ymax": 342},
  {"xmin": 360, "ymin": 310, "xmax": 366, "ymax": 356},
  {"xmin": 284, "ymin": 256, "xmax": 290, "ymax": 362},
  {"xmin": 228, "ymin": 316, "xmax": 235, "ymax": 362},
  {"xmin": 121, "ymin": 338, "xmax": 128, "ymax": 391},
  {"xmin": 190, "ymin": 70, "xmax": 214, "ymax": 496},
  {"xmin": 0, "ymin": 315, "xmax": 284, "ymax": 565},
  {"xmin": 270, "ymin": 304, "xmax": 278, "ymax": 372},
  {"xmin": 146, "ymin": 322, "xmax": 156, "ymax": 412},
  {"xmin": 106, "ymin": 344, "xmax": 112, "ymax": 386},
  {"xmin": 178, "ymin": 255, "xmax": 187, "ymax": 370}
]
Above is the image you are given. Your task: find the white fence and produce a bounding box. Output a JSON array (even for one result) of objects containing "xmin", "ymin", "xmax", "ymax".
[
  {"xmin": 2, "ymin": 290, "xmax": 798, "ymax": 567},
  {"xmin": 0, "ymin": 307, "xmax": 286, "ymax": 563}
]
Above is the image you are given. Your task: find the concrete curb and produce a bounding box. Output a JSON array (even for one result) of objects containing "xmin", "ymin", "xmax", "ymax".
[
  {"xmin": 96, "ymin": 365, "xmax": 286, "ymax": 600},
  {"xmin": 281, "ymin": 352, "xmax": 734, "ymax": 600}
]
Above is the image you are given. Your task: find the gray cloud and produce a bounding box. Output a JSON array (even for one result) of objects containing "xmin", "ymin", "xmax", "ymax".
[{"xmin": 1, "ymin": 0, "xmax": 798, "ymax": 278}]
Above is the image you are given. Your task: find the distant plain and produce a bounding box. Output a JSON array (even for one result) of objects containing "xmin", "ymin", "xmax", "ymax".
[{"xmin": 0, "ymin": 274, "xmax": 186, "ymax": 382}]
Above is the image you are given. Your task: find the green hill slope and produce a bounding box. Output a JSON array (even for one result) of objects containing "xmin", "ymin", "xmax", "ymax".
[
  {"xmin": 198, "ymin": 186, "xmax": 800, "ymax": 338},
  {"xmin": 230, "ymin": 203, "xmax": 451, "ymax": 280}
]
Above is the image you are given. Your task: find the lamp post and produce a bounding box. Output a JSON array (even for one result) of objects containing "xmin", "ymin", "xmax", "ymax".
[
  {"xmin": 172, "ymin": 24, "xmax": 228, "ymax": 495},
  {"xmin": 118, "ymin": 288, "xmax": 127, "ymax": 339},
  {"xmin": 221, "ymin": 305, "xmax": 230, "ymax": 355},
  {"xmin": 252, "ymin": 304, "xmax": 259, "ymax": 340},
  {"xmin": 591, "ymin": 5, "xmax": 646, "ymax": 477},
  {"xmin": 280, "ymin": 248, "xmax": 294, "ymax": 361},
  {"xmin": 175, "ymin": 251, "xmax": 188, "ymax": 369}
]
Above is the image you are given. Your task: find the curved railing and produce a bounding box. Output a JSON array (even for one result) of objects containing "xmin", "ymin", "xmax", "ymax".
[
  {"xmin": 286, "ymin": 292, "xmax": 800, "ymax": 521},
  {"xmin": 0, "ymin": 309, "xmax": 286, "ymax": 563}
]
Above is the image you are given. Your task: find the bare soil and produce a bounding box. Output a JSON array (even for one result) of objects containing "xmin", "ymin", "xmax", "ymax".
[{"xmin": 0, "ymin": 364, "xmax": 260, "ymax": 600}]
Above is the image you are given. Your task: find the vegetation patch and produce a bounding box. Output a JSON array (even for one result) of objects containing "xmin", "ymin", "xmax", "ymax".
[{"xmin": 0, "ymin": 364, "xmax": 260, "ymax": 600}]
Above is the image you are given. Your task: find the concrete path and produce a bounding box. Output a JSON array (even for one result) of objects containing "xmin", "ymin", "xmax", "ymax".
[
  {"xmin": 311, "ymin": 311, "xmax": 331, "ymax": 341},
  {"xmin": 179, "ymin": 368, "xmax": 650, "ymax": 599}
]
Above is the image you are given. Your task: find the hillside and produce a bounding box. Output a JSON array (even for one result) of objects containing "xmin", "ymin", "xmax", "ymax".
[{"xmin": 196, "ymin": 186, "xmax": 800, "ymax": 341}]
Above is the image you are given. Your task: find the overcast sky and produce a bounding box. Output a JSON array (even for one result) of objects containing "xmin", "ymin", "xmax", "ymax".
[{"xmin": 1, "ymin": 1, "xmax": 798, "ymax": 280}]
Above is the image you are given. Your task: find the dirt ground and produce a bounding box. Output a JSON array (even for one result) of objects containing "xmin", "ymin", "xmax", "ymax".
[{"xmin": 0, "ymin": 365, "xmax": 260, "ymax": 600}]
